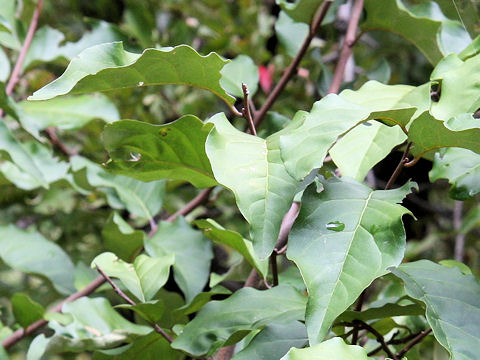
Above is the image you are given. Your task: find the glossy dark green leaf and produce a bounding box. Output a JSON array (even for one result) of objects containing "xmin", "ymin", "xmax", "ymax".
[
  {"xmin": 171, "ymin": 285, "xmax": 307, "ymax": 356},
  {"xmin": 287, "ymin": 177, "xmax": 415, "ymax": 344},
  {"xmin": 12, "ymin": 293, "xmax": 45, "ymax": 328},
  {"xmin": 0, "ymin": 225, "xmax": 75, "ymax": 294},
  {"xmin": 28, "ymin": 42, "xmax": 236, "ymax": 109},
  {"xmin": 233, "ymin": 321, "xmax": 308, "ymax": 360},
  {"xmin": 194, "ymin": 218, "xmax": 268, "ymax": 277},
  {"xmin": 145, "ymin": 217, "xmax": 213, "ymax": 302},
  {"xmin": 92, "ymin": 252, "xmax": 174, "ymax": 302},
  {"xmin": 102, "ymin": 212, "xmax": 145, "ymax": 262},
  {"xmin": 102, "ymin": 116, "xmax": 217, "ymax": 188},
  {"xmin": 280, "ymin": 337, "xmax": 372, "ymax": 360},
  {"xmin": 71, "ymin": 156, "xmax": 166, "ymax": 221},
  {"xmin": 391, "ymin": 260, "xmax": 480, "ymax": 360}
]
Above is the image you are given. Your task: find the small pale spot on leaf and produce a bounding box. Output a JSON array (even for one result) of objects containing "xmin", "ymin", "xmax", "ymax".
[{"xmin": 326, "ymin": 221, "xmax": 345, "ymax": 232}]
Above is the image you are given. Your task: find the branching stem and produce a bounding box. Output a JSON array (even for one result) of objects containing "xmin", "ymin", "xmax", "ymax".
[{"xmin": 242, "ymin": 83, "xmax": 257, "ymax": 135}]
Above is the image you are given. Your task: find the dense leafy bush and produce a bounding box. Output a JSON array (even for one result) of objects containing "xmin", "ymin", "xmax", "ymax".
[{"xmin": 0, "ymin": 0, "xmax": 480, "ymax": 359}]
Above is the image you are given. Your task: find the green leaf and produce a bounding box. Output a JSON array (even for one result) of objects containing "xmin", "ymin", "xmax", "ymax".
[
  {"xmin": 23, "ymin": 21, "xmax": 128, "ymax": 70},
  {"xmin": 194, "ymin": 218, "xmax": 269, "ymax": 277},
  {"xmin": 438, "ymin": 259, "xmax": 473, "ymax": 275},
  {"xmin": 145, "ymin": 217, "xmax": 213, "ymax": 302},
  {"xmin": 36, "ymin": 297, "xmax": 150, "ymax": 358},
  {"xmin": 280, "ymin": 337, "xmax": 372, "ymax": 360},
  {"xmin": 0, "ymin": 225, "xmax": 75, "ymax": 294},
  {"xmin": 93, "ymin": 331, "xmax": 182, "ymax": 360},
  {"xmin": 0, "ymin": 83, "xmax": 17, "ymax": 119},
  {"xmin": 430, "ymin": 147, "xmax": 480, "ymax": 200},
  {"xmin": 287, "ymin": 177, "xmax": 415, "ymax": 344},
  {"xmin": 16, "ymin": 94, "xmax": 119, "ymax": 138},
  {"xmin": 28, "ymin": 42, "xmax": 236, "ymax": 108},
  {"xmin": 171, "ymin": 285, "xmax": 307, "ymax": 356},
  {"xmin": 276, "ymin": 0, "xmax": 325, "ymax": 24},
  {"xmin": 330, "ymin": 121, "xmax": 407, "ymax": 181},
  {"xmin": 391, "ymin": 260, "xmax": 480, "ymax": 360},
  {"xmin": 206, "ymin": 112, "xmax": 299, "ymax": 259},
  {"xmin": 116, "ymin": 301, "xmax": 164, "ymax": 324},
  {"xmin": 0, "ymin": 15, "xmax": 11, "ymax": 33},
  {"xmin": 233, "ymin": 321, "xmax": 308, "ymax": 360},
  {"xmin": 0, "ymin": 48, "xmax": 10, "ymax": 82},
  {"xmin": 275, "ymin": 12, "xmax": 309, "ymax": 58},
  {"xmin": 71, "ymin": 156, "xmax": 166, "ymax": 221},
  {"xmin": 91, "ymin": 252, "xmax": 174, "ymax": 302},
  {"xmin": 220, "ymin": 55, "xmax": 259, "ymax": 97},
  {"xmin": 336, "ymin": 302, "xmax": 425, "ymax": 323},
  {"xmin": 102, "ymin": 116, "xmax": 217, "ymax": 188},
  {"xmin": 0, "ymin": 135, "xmax": 70, "ymax": 190},
  {"xmin": 362, "ymin": 0, "xmax": 471, "ymax": 64},
  {"xmin": 102, "ymin": 212, "xmax": 145, "ymax": 262},
  {"xmin": 174, "ymin": 286, "xmax": 231, "ymax": 316},
  {"xmin": 12, "ymin": 293, "xmax": 45, "ymax": 328}
]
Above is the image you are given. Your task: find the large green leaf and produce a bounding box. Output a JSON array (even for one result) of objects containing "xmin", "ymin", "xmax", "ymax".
[
  {"xmin": 362, "ymin": 0, "xmax": 471, "ymax": 64},
  {"xmin": 28, "ymin": 42, "xmax": 236, "ymax": 108},
  {"xmin": 23, "ymin": 21, "xmax": 128, "ymax": 70},
  {"xmin": 280, "ymin": 337, "xmax": 372, "ymax": 360},
  {"xmin": 145, "ymin": 217, "xmax": 213, "ymax": 302},
  {"xmin": 171, "ymin": 285, "xmax": 307, "ymax": 357},
  {"xmin": 16, "ymin": 94, "xmax": 119, "ymax": 137},
  {"xmin": 391, "ymin": 260, "xmax": 480, "ymax": 360},
  {"xmin": 30, "ymin": 297, "xmax": 150, "ymax": 359},
  {"xmin": 430, "ymin": 147, "xmax": 480, "ymax": 200},
  {"xmin": 102, "ymin": 116, "xmax": 216, "ymax": 188},
  {"xmin": 275, "ymin": 12, "xmax": 309, "ymax": 58},
  {"xmin": 194, "ymin": 218, "xmax": 269, "ymax": 277},
  {"xmin": 12, "ymin": 293, "xmax": 45, "ymax": 328},
  {"xmin": 287, "ymin": 177, "xmax": 415, "ymax": 344},
  {"xmin": 71, "ymin": 156, "xmax": 166, "ymax": 221},
  {"xmin": 102, "ymin": 212, "xmax": 145, "ymax": 262},
  {"xmin": 205, "ymin": 112, "xmax": 299, "ymax": 259},
  {"xmin": 233, "ymin": 321, "xmax": 308, "ymax": 360},
  {"xmin": 0, "ymin": 225, "xmax": 75, "ymax": 294},
  {"xmin": 91, "ymin": 252, "xmax": 174, "ymax": 302}
]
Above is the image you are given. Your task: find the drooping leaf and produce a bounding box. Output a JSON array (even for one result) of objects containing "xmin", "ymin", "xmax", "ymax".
[
  {"xmin": 430, "ymin": 147, "xmax": 480, "ymax": 200},
  {"xmin": 102, "ymin": 116, "xmax": 217, "ymax": 188},
  {"xmin": 145, "ymin": 217, "xmax": 213, "ymax": 302},
  {"xmin": 174, "ymin": 286, "xmax": 231, "ymax": 316},
  {"xmin": 171, "ymin": 285, "xmax": 307, "ymax": 357},
  {"xmin": 220, "ymin": 55, "xmax": 259, "ymax": 97},
  {"xmin": 71, "ymin": 156, "xmax": 166, "ymax": 221},
  {"xmin": 275, "ymin": 12, "xmax": 309, "ymax": 58},
  {"xmin": 116, "ymin": 301, "xmax": 164, "ymax": 324},
  {"xmin": 391, "ymin": 260, "xmax": 480, "ymax": 360},
  {"xmin": 330, "ymin": 121, "xmax": 407, "ymax": 181},
  {"xmin": 28, "ymin": 42, "xmax": 236, "ymax": 108},
  {"xmin": 32, "ymin": 297, "xmax": 150, "ymax": 359},
  {"xmin": 91, "ymin": 252, "xmax": 174, "ymax": 302},
  {"xmin": 0, "ymin": 225, "xmax": 75, "ymax": 294},
  {"xmin": 280, "ymin": 337, "xmax": 372, "ymax": 360},
  {"xmin": 12, "ymin": 293, "xmax": 45, "ymax": 328},
  {"xmin": 287, "ymin": 177, "xmax": 416, "ymax": 344},
  {"xmin": 0, "ymin": 135, "xmax": 70, "ymax": 190},
  {"xmin": 205, "ymin": 112, "xmax": 299, "ymax": 259},
  {"xmin": 336, "ymin": 302, "xmax": 425, "ymax": 323},
  {"xmin": 102, "ymin": 212, "xmax": 145, "ymax": 262},
  {"xmin": 233, "ymin": 321, "xmax": 308, "ymax": 360},
  {"xmin": 23, "ymin": 21, "xmax": 128, "ymax": 70},
  {"xmin": 194, "ymin": 218, "xmax": 269, "ymax": 277},
  {"xmin": 16, "ymin": 94, "xmax": 119, "ymax": 138},
  {"xmin": 362, "ymin": 0, "xmax": 471, "ymax": 64},
  {"xmin": 93, "ymin": 331, "xmax": 183, "ymax": 360}
]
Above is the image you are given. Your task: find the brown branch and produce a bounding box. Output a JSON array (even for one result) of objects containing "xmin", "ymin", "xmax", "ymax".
[
  {"xmin": 45, "ymin": 127, "xmax": 77, "ymax": 156},
  {"xmin": 352, "ymin": 320, "xmax": 396, "ymax": 359},
  {"xmin": 96, "ymin": 265, "xmax": 173, "ymax": 343},
  {"xmin": 165, "ymin": 187, "xmax": 214, "ymax": 223},
  {"xmin": 242, "ymin": 84, "xmax": 257, "ymax": 135},
  {"xmin": 328, "ymin": 0, "xmax": 364, "ymax": 94},
  {"xmin": 1, "ymin": 275, "xmax": 106, "ymax": 350},
  {"xmin": 396, "ymin": 328, "xmax": 432, "ymax": 358},
  {"xmin": 253, "ymin": 0, "xmax": 333, "ymax": 126},
  {"xmin": 385, "ymin": 142, "xmax": 412, "ymax": 190}
]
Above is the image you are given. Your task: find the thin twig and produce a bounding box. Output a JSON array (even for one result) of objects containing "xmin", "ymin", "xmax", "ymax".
[
  {"xmin": 328, "ymin": 0, "xmax": 364, "ymax": 94},
  {"xmin": 253, "ymin": 1, "xmax": 333, "ymax": 126},
  {"xmin": 385, "ymin": 142, "xmax": 412, "ymax": 190},
  {"xmin": 351, "ymin": 290, "xmax": 366, "ymax": 344},
  {"xmin": 242, "ymin": 84, "xmax": 256, "ymax": 135},
  {"xmin": 45, "ymin": 127, "xmax": 77, "ymax": 156},
  {"xmin": 166, "ymin": 187, "xmax": 214, "ymax": 223},
  {"xmin": 353, "ymin": 320, "xmax": 396, "ymax": 359},
  {"xmin": 1, "ymin": 276, "xmax": 106, "ymax": 349},
  {"xmin": 453, "ymin": 200, "xmax": 465, "ymax": 262},
  {"xmin": 96, "ymin": 265, "xmax": 173, "ymax": 343},
  {"xmin": 396, "ymin": 329, "xmax": 432, "ymax": 358}
]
